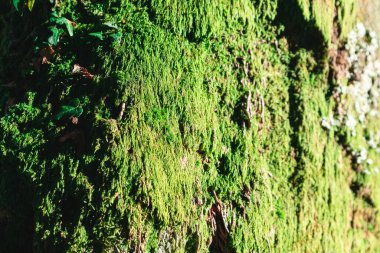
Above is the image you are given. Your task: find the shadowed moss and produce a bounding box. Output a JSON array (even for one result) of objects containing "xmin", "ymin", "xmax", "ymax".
[{"xmin": 297, "ymin": 0, "xmax": 356, "ymax": 43}]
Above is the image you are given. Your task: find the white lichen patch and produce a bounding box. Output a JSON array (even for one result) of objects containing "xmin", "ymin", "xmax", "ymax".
[{"xmin": 324, "ymin": 23, "xmax": 380, "ymax": 175}]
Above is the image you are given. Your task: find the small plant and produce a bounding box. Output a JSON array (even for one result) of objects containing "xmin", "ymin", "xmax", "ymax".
[
  {"xmin": 88, "ymin": 22, "xmax": 123, "ymax": 43},
  {"xmin": 47, "ymin": 11, "xmax": 76, "ymax": 45},
  {"xmin": 13, "ymin": 0, "xmax": 36, "ymax": 12},
  {"xmin": 54, "ymin": 98, "xmax": 83, "ymax": 121}
]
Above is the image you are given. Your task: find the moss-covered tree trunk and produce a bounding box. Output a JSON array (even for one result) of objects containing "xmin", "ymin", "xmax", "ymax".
[{"xmin": 1, "ymin": 0, "xmax": 379, "ymax": 252}]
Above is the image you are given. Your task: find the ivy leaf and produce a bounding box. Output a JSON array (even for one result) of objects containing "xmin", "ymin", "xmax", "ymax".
[
  {"xmin": 54, "ymin": 101, "xmax": 83, "ymax": 121},
  {"xmin": 65, "ymin": 21, "xmax": 74, "ymax": 37},
  {"xmin": 66, "ymin": 19, "xmax": 77, "ymax": 37},
  {"xmin": 27, "ymin": 0, "xmax": 35, "ymax": 11},
  {"xmin": 13, "ymin": 0, "xmax": 20, "ymax": 11},
  {"xmin": 48, "ymin": 26, "xmax": 63, "ymax": 45},
  {"xmin": 89, "ymin": 32, "xmax": 104, "ymax": 40},
  {"xmin": 110, "ymin": 31, "xmax": 122, "ymax": 41},
  {"xmin": 56, "ymin": 17, "xmax": 74, "ymax": 36}
]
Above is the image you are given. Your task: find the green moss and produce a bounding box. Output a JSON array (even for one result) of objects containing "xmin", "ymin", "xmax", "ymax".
[
  {"xmin": 0, "ymin": 0, "xmax": 378, "ymax": 252},
  {"xmin": 298, "ymin": 0, "xmax": 356, "ymax": 43}
]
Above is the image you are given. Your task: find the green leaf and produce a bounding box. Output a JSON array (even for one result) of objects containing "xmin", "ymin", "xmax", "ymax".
[
  {"xmin": 54, "ymin": 104, "xmax": 83, "ymax": 121},
  {"xmin": 27, "ymin": 0, "xmax": 35, "ymax": 11},
  {"xmin": 12, "ymin": 0, "xmax": 20, "ymax": 11},
  {"xmin": 69, "ymin": 98, "xmax": 81, "ymax": 107},
  {"xmin": 110, "ymin": 31, "xmax": 122, "ymax": 41},
  {"xmin": 56, "ymin": 17, "xmax": 74, "ymax": 36},
  {"xmin": 66, "ymin": 22, "xmax": 74, "ymax": 37},
  {"xmin": 104, "ymin": 22, "xmax": 118, "ymax": 29},
  {"xmin": 48, "ymin": 26, "xmax": 63, "ymax": 45},
  {"xmin": 89, "ymin": 32, "xmax": 104, "ymax": 40},
  {"xmin": 55, "ymin": 17, "xmax": 65, "ymax": 24}
]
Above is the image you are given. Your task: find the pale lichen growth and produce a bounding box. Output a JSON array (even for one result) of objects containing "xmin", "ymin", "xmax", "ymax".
[{"xmin": 323, "ymin": 23, "xmax": 380, "ymax": 174}]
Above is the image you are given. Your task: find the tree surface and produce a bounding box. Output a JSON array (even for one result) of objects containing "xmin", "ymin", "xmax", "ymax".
[{"xmin": 0, "ymin": 0, "xmax": 379, "ymax": 252}]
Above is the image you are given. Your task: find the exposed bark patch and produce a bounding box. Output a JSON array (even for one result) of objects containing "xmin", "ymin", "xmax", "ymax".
[{"xmin": 208, "ymin": 191, "xmax": 233, "ymax": 253}]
